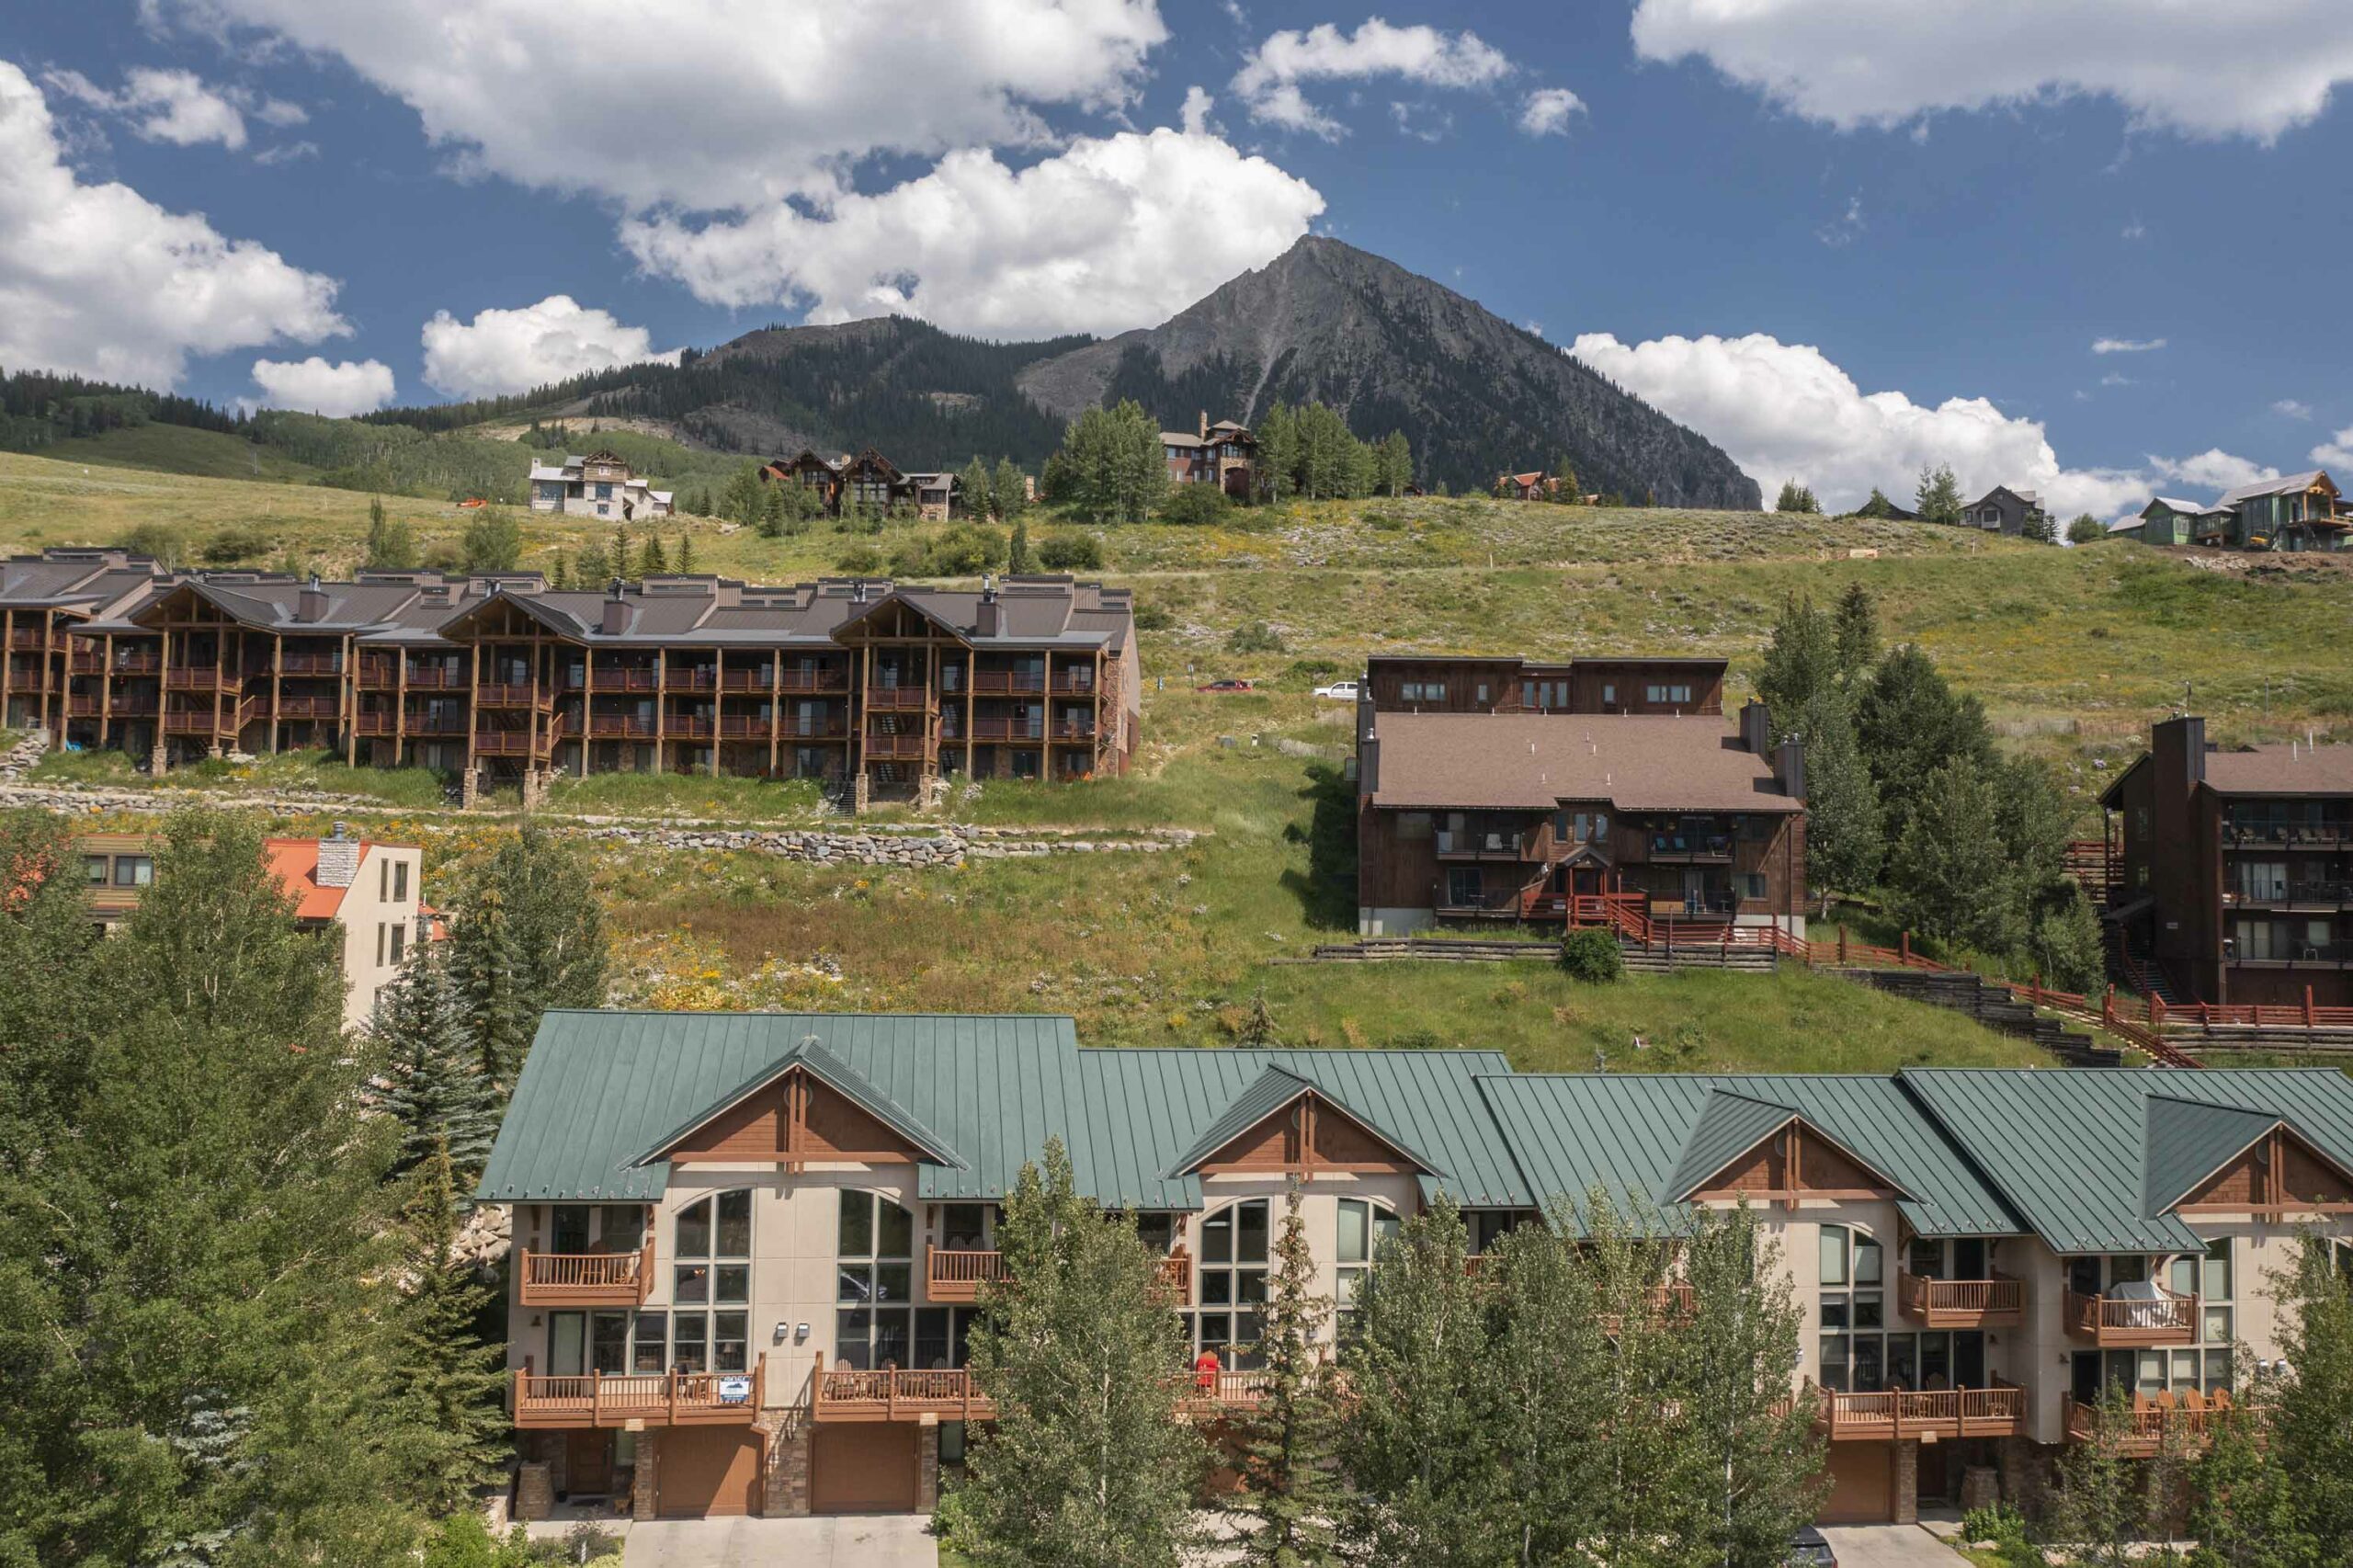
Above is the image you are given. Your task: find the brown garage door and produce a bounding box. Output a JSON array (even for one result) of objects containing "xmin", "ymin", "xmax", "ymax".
[
  {"xmin": 1819, "ymin": 1443, "xmax": 1893, "ymax": 1525},
  {"xmin": 659, "ymin": 1429, "xmax": 763, "ymax": 1518},
  {"xmin": 812, "ymin": 1425, "xmax": 919, "ymax": 1514}
]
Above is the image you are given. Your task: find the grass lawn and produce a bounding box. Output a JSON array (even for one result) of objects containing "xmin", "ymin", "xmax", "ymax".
[{"xmin": 31, "ymin": 745, "xmax": 453, "ymax": 809}]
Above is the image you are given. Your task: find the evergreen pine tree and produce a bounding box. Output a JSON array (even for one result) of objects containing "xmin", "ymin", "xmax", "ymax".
[
  {"xmin": 950, "ymin": 1140, "xmax": 1203, "ymax": 1568},
  {"xmin": 1007, "ymin": 517, "xmax": 1032, "ymax": 574},
  {"xmin": 1856, "ymin": 487, "xmax": 1897, "ymax": 519},
  {"xmin": 1756, "ymin": 592, "xmax": 1837, "ymax": 740},
  {"xmin": 1832, "ymin": 582, "xmax": 1879, "ymax": 680},
  {"xmin": 1915, "ymin": 463, "xmax": 1964, "ymax": 526},
  {"xmin": 638, "ymin": 535, "xmax": 668, "ymax": 576},
  {"xmin": 610, "ymin": 522, "xmax": 631, "ymax": 583},
  {"xmin": 1855, "ymin": 643, "xmax": 1995, "ymax": 846},
  {"xmin": 1797, "ymin": 690, "xmax": 1882, "ymax": 916},
  {"xmin": 1887, "ymin": 757, "xmax": 2020, "ymax": 953},
  {"xmin": 1227, "ymin": 1187, "xmax": 1345, "ymax": 1567},
  {"xmin": 385, "ymin": 1140, "xmax": 511, "ymax": 1515},
  {"xmin": 370, "ymin": 944, "xmax": 501, "ymax": 1186},
  {"xmin": 451, "ymin": 881, "xmax": 533, "ymax": 1084},
  {"xmin": 1237, "ymin": 987, "xmax": 1279, "ymax": 1047},
  {"xmin": 961, "ymin": 456, "xmax": 996, "ymax": 522},
  {"xmin": 449, "ymin": 824, "xmax": 608, "ymax": 1085},
  {"xmin": 1336, "ymin": 1198, "xmax": 1502, "ymax": 1567},
  {"xmin": 675, "ymin": 533, "xmax": 695, "ymax": 574},
  {"xmin": 550, "ymin": 552, "xmax": 571, "ymax": 591}
]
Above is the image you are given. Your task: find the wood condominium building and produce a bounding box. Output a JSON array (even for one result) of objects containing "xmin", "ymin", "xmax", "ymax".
[
  {"xmin": 480, "ymin": 1008, "xmax": 2353, "ymax": 1525},
  {"xmin": 2100, "ymin": 715, "xmax": 2353, "ymax": 1008},
  {"xmin": 0, "ymin": 551, "xmax": 1138, "ymax": 801},
  {"xmin": 1352, "ymin": 654, "xmax": 1804, "ymax": 937}
]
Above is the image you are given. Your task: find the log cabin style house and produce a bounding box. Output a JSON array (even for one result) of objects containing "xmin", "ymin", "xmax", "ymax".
[
  {"xmin": 0, "ymin": 551, "xmax": 1138, "ymax": 802},
  {"xmin": 2100, "ymin": 715, "xmax": 2353, "ymax": 1010},
  {"xmin": 756, "ymin": 449, "xmax": 963, "ymax": 520},
  {"xmin": 481, "ymin": 1007, "xmax": 2353, "ymax": 1526},
  {"xmin": 1352, "ymin": 654, "xmax": 1804, "ymax": 937}
]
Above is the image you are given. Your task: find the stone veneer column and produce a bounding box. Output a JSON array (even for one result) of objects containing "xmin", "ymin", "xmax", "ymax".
[
  {"xmin": 762, "ymin": 1415, "xmax": 811, "ymax": 1517},
  {"xmin": 917, "ymin": 1418, "xmax": 940, "ymax": 1512},
  {"xmin": 1893, "ymin": 1440, "xmax": 1918, "ymax": 1525},
  {"xmin": 631, "ymin": 1432, "xmax": 659, "ymax": 1522}
]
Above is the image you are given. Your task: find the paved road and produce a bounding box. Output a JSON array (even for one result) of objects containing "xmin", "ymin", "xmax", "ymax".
[
  {"xmin": 1819, "ymin": 1524, "xmax": 1970, "ymax": 1568},
  {"xmin": 621, "ymin": 1515, "xmax": 938, "ymax": 1568}
]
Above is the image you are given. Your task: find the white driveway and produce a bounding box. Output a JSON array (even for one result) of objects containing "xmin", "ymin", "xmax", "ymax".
[
  {"xmin": 1818, "ymin": 1524, "xmax": 1970, "ymax": 1568},
  {"xmin": 622, "ymin": 1515, "xmax": 938, "ymax": 1568}
]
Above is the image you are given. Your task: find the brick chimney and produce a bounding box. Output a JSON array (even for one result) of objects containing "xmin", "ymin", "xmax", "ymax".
[
  {"xmin": 1740, "ymin": 699, "xmax": 1771, "ymax": 756},
  {"xmin": 1774, "ymin": 737, "xmax": 1806, "ymax": 801},
  {"xmin": 297, "ymin": 574, "xmax": 328, "ymax": 623},
  {"xmin": 315, "ymin": 822, "xmax": 359, "ymax": 888},
  {"xmin": 975, "ymin": 575, "xmax": 1000, "ymax": 639},
  {"xmin": 601, "ymin": 578, "xmax": 631, "ymax": 635}
]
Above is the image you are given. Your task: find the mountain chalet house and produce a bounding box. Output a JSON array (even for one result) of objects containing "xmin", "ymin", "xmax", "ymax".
[
  {"xmin": 481, "ymin": 1008, "xmax": 2353, "ymax": 1526},
  {"xmin": 1161, "ymin": 414, "xmax": 1257, "ymax": 497},
  {"xmin": 0, "ymin": 551, "xmax": 1139, "ymax": 803},
  {"xmin": 2120, "ymin": 471, "xmax": 2347, "ymax": 553},
  {"xmin": 529, "ymin": 450, "xmax": 674, "ymax": 520},
  {"xmin": 1351, "ymin": 654, "xmax": 1808, "ymax": 937},
  {"xmin": 756, "ymin": 449, "xmax": 966, "ymax": 521}
]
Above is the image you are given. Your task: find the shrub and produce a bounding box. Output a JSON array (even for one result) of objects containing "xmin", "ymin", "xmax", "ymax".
[
  {"xmin": 118, "ymin": 522, "xmax": 185, "ymax": 566},
  {"xmin": 1274, "ymin": 658, "xmax": 1343, "ymax": 691},
  {"xmin": 1035, "ymin": 530, "xmax": 1104, "ymax": 570},
  {"xmin": 1227, "ymin": 619, "xmax": 1286, "ymax": 653},
  {"xmin": 1131, "ymin": 600, "xmax": 1174, "ymax": 631},
  {"xmin": 200, "ymin": 524, "xmax": 270, "ymax": 565},
  {"xmin": 1159, "ymin": 483, "xmax": 1232, "ymax": 528},
  {"xmin": 1559, "ymin": 927, "xmax": 1624, "ymax": 983},
  {"xmin": 888, "ymin": 524, "xmax": 1006, "ymax": 578},
  {"xmin": 835, "ymin": 543, "xmax": 884, "ymax": 574}
]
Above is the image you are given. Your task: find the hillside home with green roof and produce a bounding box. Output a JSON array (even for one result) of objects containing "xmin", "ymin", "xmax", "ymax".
[{"xmin": 477, "ymin": 1010, "xmax": 2353, "ymax": 1527}]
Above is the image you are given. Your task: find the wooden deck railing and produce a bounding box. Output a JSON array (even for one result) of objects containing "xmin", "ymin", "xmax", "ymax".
[
  {"xmin": 514, "ymin": 1357, "xmax": 762, "ymax": 1428},
  {"xmin": 926, "ymin": 1247, "xmax": 1191, "ymax": 1303},
  {"xmin": 2062, "ymin": 1392, "xmax": 2240, "ymax": 1454},
  {"xmin": 518, "ymin": 1241, "xmax": 654, "ymax": 1305},
  {"xmin": 1898, "ymin": 1271, "xmax": 2025, "ymax": 1325},
  {"xmin": 2064, "ymin": 1287, "xmax": 2197, "ymax": 1345},
  {"xmin": 1818, "ymin": 1380, "xmax": 2025, "ymax": 1440},
  {"xmin": 2156, "ymin": 994, "xmax": 2353, "ymax": 1031}
]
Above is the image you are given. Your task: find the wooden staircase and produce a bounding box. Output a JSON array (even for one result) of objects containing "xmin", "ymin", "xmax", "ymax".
[{"xmin": 1823, "ymin": 967, "xmax": 2118, "ymax": 1066}]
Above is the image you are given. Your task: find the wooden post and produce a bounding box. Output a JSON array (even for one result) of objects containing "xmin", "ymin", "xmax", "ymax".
[
  {"xmin": 654, "ymin": 647, "xmax": 666, "ymax": 776},
  {"xmin": 592, "ymin": 1367, "xmax": 602, "ymax": 1425},
  {"xmin": 2151, "ymin": 993, "xmax": 2165, "ymax": 1029},
  {"xmin": 710, "ymin": 651, "xmax": 722, "ymax": 778},
  {"xmin": 767, "ymin": 648, "xmax": 781, "ymax": 779},
  {"xmin": 466, "ymin": 642, "xmax": 481, "ymax": 775},
  {"xmin": 2307, "ymin": 984, "xmax": 2317, "ymax": 1029}
]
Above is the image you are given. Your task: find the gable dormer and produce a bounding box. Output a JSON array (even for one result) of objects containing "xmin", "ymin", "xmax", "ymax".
[
  {"xmin": 2150, "ymin": 1096, "xmax": 2353, "ymax": 1217},
  {"xmin": 637, "ymin": 1041, "xmax": 962, "ymax": 1175},
  {"xmin": 1667, "ymin": 1090, "xmax": 1907, "ymax": 1207},
  {"xmin": 1166, "ymin": 1065, "xmax": 1439, "ymax": 1182}
]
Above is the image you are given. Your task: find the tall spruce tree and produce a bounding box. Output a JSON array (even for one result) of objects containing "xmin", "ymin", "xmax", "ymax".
[
  {"xmin": 1008, "ymin": 517, "xmax": 1032, "ymax": 574},
  {"xmin": 1914, "ymin": 463, "xmax": 1964, "ymax": 526},
  {"xmin": 1336, "ymin": 1198, "xmax": 1503, "ymax": 1567},
  {"xmin": 961, "ymin": 456, "xmax": 997, "ymax": 522},
  {"xmin": 448, "ymin": 822, "xmax": 608, "ymax": 1084},
  {"xmin": 1854, "ymin": 643, "xmax": 1995, "ymax": 846},
  {"xmin": 1227, "ymin": 1187, "xmax": 1345, "ymax": 1568},
  {"xmin": 675, "ymin": 533, "xmax": 695, "ymax": 574},
  {"xmin": 638, "ymin": 535, "xmax": 668, "ymax": 576},
  {"xmin": 1887, "ymin": 756, "xmax": 2019, "ymax": 952},
  {"xmin": 949, "ymin": 1140, "xmax": 1203, "ymax": 1568},
  {"xmin": 384, "ymin": 1141, "xmax": 510, "ymax": 1517},
  {"xmin": 1756, "ymin": 593, "xmax": 1837, "ymax": 742},
  {"xmin": 370, "ymin": 944, "xmax": 501, "ymax": 1185},
  {"xmin": 1832, "ymin": 582, "xmax": 1879, "ymax": 680},
  {"xmin": 450, "ymin": 880, "xmax": 533, "ymax": 1085}
]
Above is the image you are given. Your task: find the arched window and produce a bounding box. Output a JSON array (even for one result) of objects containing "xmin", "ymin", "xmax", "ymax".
[
  {"xmin": 836, "ymin": 1190, "xmax": 915, "ymax": 1369},
  {"xmin": 669, "ymin": 1189, "xmax": 751, "ymax": 1373},
  {"xmin": 1336, "ymin": 1198, "xmax": 1400, "ymax": 1324},
  {"xmin": 1188, "ymin": 1198, "xmax": 1271, "ymax": 1369}
]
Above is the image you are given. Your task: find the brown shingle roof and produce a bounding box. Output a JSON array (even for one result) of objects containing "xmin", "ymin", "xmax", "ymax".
[
  {"xmin": 1370, "ymin": 713, "xmax": 1800, "ymax": 812},
  {"xmin": 2202, "ymin": 744, "xmax": 2353, "ymax": 796}
]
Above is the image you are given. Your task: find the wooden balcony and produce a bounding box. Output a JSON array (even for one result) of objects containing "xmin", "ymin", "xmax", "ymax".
[
  {"xmin": 2062, "ymin": 1392, "xmax": 2233, "ymax": 1456},
  {"xmin": 474, "ymin": 683, "xmax": 545, "ymax": 707},
  {"xmin": 1435, "ymin": 830, "xmax": 1525, "ymax": 860},
  {"xmin": 720, "ymin": 668, "xmax": 772, "ymax": 692},
  {"xmin": 404, "ymin": 665, "xmax": 465, "ymax": 690},
  {"xmin": 163, "ymin": 700, "xmax": 254, "ymax": 733},
  {"xmin": 1899, "ymin": 1272, "xmax": 2024, "ymax": 1328},
  {"xmin": 513, "ymin": 1358, "xmax": 764, "ymax": 1430},
  {"xmin": 274, "ymin": 695, "xmax": 340, "ymax": 719},
  {"xmin": 810, "ymin": 1361, "xmax": 1268, "ymax": 1425},
  {"xmin": 109, "ymin": 651, "xmax": 162, "ymax": 674},
  {"xmin": 356, "ymin": 659, "xmax": 400, "ymax": 687},
  {"xmin": 518, "ymin": 1244, "xmax": 653, "ymax": 1307},
  {"xmin": 278, "ymin": 652, "xmax": 343, "ymax": 676},
  {"xmin": 864, "ymin": 733, "xmax": 929, "ymax": 760},
  {"xmin": 6, "ymin": 627, "xmax": 48, "ymax": 650},
  {"xmin": 2065, "ymin": 1287, "xmax": 2197, "ymax": 1346},
  {"xmin": 971, "ymin": 716, "xmax": 1044, "ymax": 742},
  {"xmin": 972, "ymin": 670, "xmax": 1044, "ymax": 696},
  {"xmin": 867, "ymin": 686, "xmax": 933, "ymax": 711},
  {"xmin": 666, "ymin": 665, "xmax": 718, "ymax": 691},
  {"xmin": 1820, "ymin": 1381, "xmax": 2026, "ymax": 1441},
  {"xmin": 473, "ymin": 730, "xmax": 545, "ymax": 756},
  {"xmin": 590, "ymin": 667, "xmax": 659, "ymax": 693},
  {"xmin": 354, "ymin": 712, "xmax": 398, "ymax": 736},
  {"xmin": 164, "ymin": 667, "xmax": 225, "ymax": 692},
  {"xmin": 585, "ymin": 714, "xmax": 658, "ymax": 739},
  {"xmin": 926, "ymin": 1246, "xmax": 1189, "ymax": 1303},
  {"xmin": 779, "ymin": 668, "xmax": 848, "ymax": 695},
  {"xmin": 666, "ymin": 715, "xmax": 716, "ymax": 739},
  {"xmin": 68, "ymin": 651, "xmax": 106, "ymax": 675}
]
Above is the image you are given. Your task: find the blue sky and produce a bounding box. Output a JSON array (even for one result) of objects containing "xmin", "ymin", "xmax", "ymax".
[{"xmin": 6, "ymin": 1, "xmax": 2350, "ymax": 516}]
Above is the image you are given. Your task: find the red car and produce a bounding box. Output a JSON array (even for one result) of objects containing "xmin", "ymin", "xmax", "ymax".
[{"xmin": 1196, "ymin": 678, "xmax": 1254, "ymax": 693}]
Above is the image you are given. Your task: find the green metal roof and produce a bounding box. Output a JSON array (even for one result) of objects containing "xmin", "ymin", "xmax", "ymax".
[
  {"xmin": 1160, "ymin": 1063, "xmax": 1443, "ymax": 1182},
  {"xmin": 1898, "ymin": 1068, "xmax": 2353, "ymax": 1254},
  {"xmin": 1479, "ymin": 1074, "xmax": 2018, "ymax": 1238},
  {"xmin": 2142, "ymin": 1096, "xmax": 2281, "ymax": 1221},
  {"xmin": 633, "ymin": 1037, "xmax": 966, "ymax": 1172},
  {"xmin": 477, "ymin": 1011, "xmax": 1082, "ymax": 1203}
]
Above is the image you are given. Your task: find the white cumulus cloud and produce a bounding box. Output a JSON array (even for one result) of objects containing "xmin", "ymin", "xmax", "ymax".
[
  {"xmin": 2092, "ymin": 336, "xmax": 2166, "ymax": 354},
  {"xmin": 1519, "ymin": 86, "xmax": 1586, "ymax": 136},
  {"xmin": 1233, "ymin": 19, "xmax": 1510, "ymax": 137},
  {"xmin": 2148, "ymin": 449, "xmax": 2277, "ymax": 492},
  {"xmin": 421, "ymin": 295, "xmax": 682, "ymax": 400},
  {"xmin": 2312, "ymin": 426, "xmax": 2353, "ymax": 468},
  {"xmin": 1628, "ymin": 0, "xmax": 2353, "ymax": 142},
  {"xmin": 0, "ymin": 61, "xmax": 347, "ymax": 386},
  {"xmin": 622, "ymin": 124, "xmax": 1325, "ymax": 341},
  {"xmin": 44, "ymin": 65, "xmax": 251, "ymax": 149},
  {"xmin": 249, "ymin": 356, "xmax": 395, "ymax": 415},
  {"xmin": 2273, "ymin": 399, "xmax": 2313, "ymax": 420},
  {"xmin": 1567, "ymin": 329, "xmax": 2268, "ymax": 522},
  {"xmin": 152, "ymin": 0, "xmax": 1167, "ymax": 210}
]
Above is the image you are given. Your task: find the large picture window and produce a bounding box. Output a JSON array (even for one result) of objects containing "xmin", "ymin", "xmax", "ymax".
[
  {"xmin": 668, "ymin": 1190, "xmax": 751, "ymax": 1373},
  {"xmin": 1336, "ymin": 1198, "xmax": 1400, "ymax": 1329},
  {"xmin": 836, "ymin": 1190, "xmax": 915, "ymax": 1369},
  {"xmin": 1188, "ymin": 1198, "xmax": 1270, "ymax": 1369}
]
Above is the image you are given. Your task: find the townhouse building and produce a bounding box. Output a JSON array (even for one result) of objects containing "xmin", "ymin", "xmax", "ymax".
[
  {"xmin": 2118, "ymin": 472, "xmax": 2345, "ymax": 553},
  {"xmin": 1353, "ymin": 653, "xmax": 1801, "ymax": 937},
  {"xmin": 0, "ymin": 551, "xmax": 1140, "ymax": 801},
  {"xmin": 77, "ymin": 825, "xmax": 433, "ymax": 1028},
  {"xmin": 2101, "ymin": 715, "xmax": 2353, "ymax": 1009},
  {"xmin": 479, "ymin": 1008, "xmax": 2353, "ymax": 1527},
  {"xmin": 756, "ymin": 450, "xmax": 962, "ymax": 520},
  {"xmin": 529, "ymin": 450, "xmax": 674, "ymax": 520}
]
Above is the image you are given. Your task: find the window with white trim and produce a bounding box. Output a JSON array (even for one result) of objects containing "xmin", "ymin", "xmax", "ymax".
[
  {"xmin": 1336, "ymin": 1198, "xmax": 1400, "ymax": 1326},
  {"xmin": 1188, "ymin": 1198, "xmax": 1270, "ymax": 1369},
  {"xmin": 669, "ymin": 1189, "xmax": 752, "ymax": 1373},
  {"xmin": 836, "ymin": 1190, "xmax": 915, "ymax": 1369}
]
